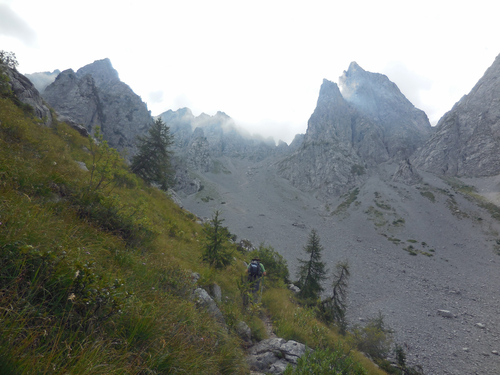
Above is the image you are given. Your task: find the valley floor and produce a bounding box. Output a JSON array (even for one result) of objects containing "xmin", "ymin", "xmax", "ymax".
[{"xmin": 178, "ymin": 157, "xmax": 500, "ymax": 375}]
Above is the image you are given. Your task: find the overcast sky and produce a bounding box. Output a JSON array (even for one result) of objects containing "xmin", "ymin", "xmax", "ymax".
[{"xmin": 1, "ymin": 0, "xmax": 499, "ymax": 143}]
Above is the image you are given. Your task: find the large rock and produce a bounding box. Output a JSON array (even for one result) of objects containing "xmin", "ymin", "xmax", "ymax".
[
  {"xmin": 412, "ymin": 53, "xmax": 500, "ymax": 177},
  {"xmin": 192, "ymin": 288, "xmax": 226, "ymax": 326},
  {"xmin": 246, "ymin": 338, "xmax": 308, "ymax": 374}
]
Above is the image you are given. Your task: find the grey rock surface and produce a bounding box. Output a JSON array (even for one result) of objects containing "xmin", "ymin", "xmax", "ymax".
[
  {"xmin": 413, "ymin": 53, "xmax": 500, "ymax": 177},
  {"xmin": 278, "ymin": 63, "xmax": 432, "ymax": 198},
  {"xmin": 246, "ymin": 338, "xmax": 307, "ymax": 374},
  {"xmin": 42, "ymin": 58, "xmax": 152, "ymax": 154},
  {"xmin": 235, "ymin": 321, "xmax": 252, "ymax": 345},
  {"xmin": 192, "ymin": 288, "xmax": 226, "ymax": 326}
]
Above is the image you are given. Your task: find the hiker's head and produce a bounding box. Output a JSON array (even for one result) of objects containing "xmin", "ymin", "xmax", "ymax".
[{"xmin": 252, "ymin": 258, "xmax": 261, "ymax": 262}]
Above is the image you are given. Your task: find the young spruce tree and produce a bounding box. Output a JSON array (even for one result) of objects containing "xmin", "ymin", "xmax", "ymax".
[
  {"xmin": 202, "ymin": 210, "xmax": 233, "ymax": 269},
  {"xmin": 296, "ymin": 229, "xmax": 328, "ymax": 302},
  {"xmin": 131, "ymin": 118, "xmax": 174, "ymax": 190}
]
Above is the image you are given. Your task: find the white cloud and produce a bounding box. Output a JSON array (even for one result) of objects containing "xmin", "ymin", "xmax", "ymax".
[{"xmin": 0, "ymin": 3, "xmax": 37, "ymax": 46}]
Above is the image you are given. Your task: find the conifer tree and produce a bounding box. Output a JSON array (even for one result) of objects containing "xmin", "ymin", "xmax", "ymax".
[
  {"xmin": 321, "ymin": 261, "xmax": 350, "ymax": 333},
  {"xmin": 131, "ymin": 118, "xmax": 174, "ymax": 190},
  {"xmin": 296, "ymin": 229, "xmax": 328, "ymax": 301},
  {"xmin": 201, "ymin": 210, "xmax": 233, "ymax": 269}
]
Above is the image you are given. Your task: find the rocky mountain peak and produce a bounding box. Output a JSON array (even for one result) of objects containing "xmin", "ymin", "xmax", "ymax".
[
  {"xmin": 42, "ymin": 59, "xmax": 152, "ymax": 154},
  {"xmin": 278, "ymin": 62, "xmax": 433, "ymax": 197},
  {"xmin": 76, "ymin": 58, "xmax": 119, "ymax": 86}
]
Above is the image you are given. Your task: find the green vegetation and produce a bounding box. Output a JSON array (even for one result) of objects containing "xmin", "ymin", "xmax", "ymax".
[
  {"xmin": 0, "ymin": 92, "xmax": 387, "ymax": 374},
  {"xmin": 284, "ymin": 347, "xmax": 368, "ymax": 375},
  {"xmin": 296, "ymin": 229, "xmax": 328, "ymax": 302},
  {"xmin": 131, "ymin": 118, "xmax": 174, "ymax": 190},
  {"xmin": 320, "ymin": 261, "xmax": 350, "ymax": 334},
  {"xmin": 333, "ymin": 187, "xmax": 360, "ymax": 216},
  {"xmin": 419, "ymin": 190, "xmax": 436, "ymax": 202},
  {"xmin": 365, "ymin": 206, "xmax": 387, "ymax": 227}
]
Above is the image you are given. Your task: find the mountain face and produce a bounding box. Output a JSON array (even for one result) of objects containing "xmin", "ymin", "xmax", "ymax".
[
  {"xmin": 412, "ymin": 53, "xmax": 500, "ymax": 177},
  {"xmin": 278, "ymin": 63, "xmax": 432, "ymax": 197},
  {"xmin": 42, "ymin": 59, "xmax": 152, "ymax": 153},
  {"xmin": 159, "ymin": 108, "xmax": 293, "ymax": 194},
  {"xmin": 340, "ymin": 62, "xmax": 432, "ymax": 159}
]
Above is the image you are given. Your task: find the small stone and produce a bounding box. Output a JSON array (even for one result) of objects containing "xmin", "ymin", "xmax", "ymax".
[
  {"xmin": 492, "ymin": 351, "xmax": 499, "ymax": 356},
  {"xmin": 437, "ymin": 309, "xmax": 454, "ymax": 318},
  {"xmin": 475, "ymin": 323, "xmax": 486, "ymax": 329}
]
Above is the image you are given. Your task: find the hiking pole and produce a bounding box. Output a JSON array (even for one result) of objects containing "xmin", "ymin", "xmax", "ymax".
[{"xmin": 260, "ymin": 276, "xmax": 264, "ymax": 303}]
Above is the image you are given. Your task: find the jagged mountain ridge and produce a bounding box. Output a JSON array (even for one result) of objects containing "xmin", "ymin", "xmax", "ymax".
[
  {"xmin": 157, "ymin": 107, "xmax": 295, "ymax": 194},
  {"xmin": 278, "ymin": 62, "xmax": 433, "ymax": 197},
  {"xmin": 41, "ymin": 59, "xmax": 153, "ymax": 154}
]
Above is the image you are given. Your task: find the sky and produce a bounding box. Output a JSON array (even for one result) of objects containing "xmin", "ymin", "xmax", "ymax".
[{"xmin": 1, "ymin": 0, "xmax": 499, "ymax": 144}]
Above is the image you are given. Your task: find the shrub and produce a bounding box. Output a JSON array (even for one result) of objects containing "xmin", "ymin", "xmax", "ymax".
[{"xmin": 351, "ymin": 312, "xmax": 393, "ymax": 360}]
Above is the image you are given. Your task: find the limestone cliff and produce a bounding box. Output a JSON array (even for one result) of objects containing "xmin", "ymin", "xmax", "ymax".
[
  {"xmin": 412, "ymin": 53, "xmax": 500, "ymax": 177},
  {"xmin": 278, "ymin": 63, "xmax": 432, "ymax": 197}
]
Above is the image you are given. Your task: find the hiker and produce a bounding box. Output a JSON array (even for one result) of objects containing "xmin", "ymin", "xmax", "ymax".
[{"xmin": 246, "ymin": 258, "xmax": 266, "ymax": 302}]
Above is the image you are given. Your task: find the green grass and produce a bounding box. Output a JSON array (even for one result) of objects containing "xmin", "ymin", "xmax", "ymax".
[
  {"xmin": 333, "ymin": 187, "xmax": 360, "ymax": 215},
  {"xmin": 420, "ymin": 191, "xmax": 436, "ymax": 202},
  {"xmin": 0, "ymin": 95, "xmax": 386, "ymax": 374}
]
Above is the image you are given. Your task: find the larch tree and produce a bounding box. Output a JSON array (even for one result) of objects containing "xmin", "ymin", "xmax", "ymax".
[{"xmin": 320, "ymin": 261, "xmax": 350, "ymax": 333}]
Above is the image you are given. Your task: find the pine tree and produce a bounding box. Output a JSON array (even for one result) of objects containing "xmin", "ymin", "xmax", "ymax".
[
  {"xmin": 296, "ymin": 229, "xmax": 328, "ymax": 301},
  {"xmin": 131, "ymin": 118, "xmax": 174, "ymax": 190}
]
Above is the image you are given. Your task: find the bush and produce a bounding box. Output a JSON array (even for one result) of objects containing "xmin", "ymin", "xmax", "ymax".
[{"xmin": 249, "ymin": 244, "xmax": 290, "ymax": 285}]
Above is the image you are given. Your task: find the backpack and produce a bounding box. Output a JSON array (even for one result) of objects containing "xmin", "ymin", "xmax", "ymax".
[{"xmin": 248, "ymin": 260, "xmax": 262, "ymax": 278}]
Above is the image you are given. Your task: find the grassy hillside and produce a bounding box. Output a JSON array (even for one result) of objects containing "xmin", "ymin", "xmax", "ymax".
[{"xmin": 0, "ymin": 95, "xmax": 387, "ymax": 374}]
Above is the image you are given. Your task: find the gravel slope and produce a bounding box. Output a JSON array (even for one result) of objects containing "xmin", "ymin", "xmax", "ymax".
[{"xmin": 179, "ymin": 157, "xmax": 500, "ymax": 375}]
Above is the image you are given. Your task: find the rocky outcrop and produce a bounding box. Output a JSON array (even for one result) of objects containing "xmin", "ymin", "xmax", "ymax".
[
  {"xmin": 412, "ymin": 53, "xmax": 500, "ymax": 177},
  {"xmin": 277, "ymin": 79, "xmax": 367, "ymax": 197},
  {"xmin": 246, "ymin": 338, "xmax": 307, "ymax": 374},
  {"xmin": 192, "ymin": 288, "xmax": 226, "ymax": 326},
  {"xmin": 3, "ymin": 65, "xmax": 52, "ymax": 125},
  {"xmin": 42, "ymin": 59, "xmax": 152, "ymax": 154}
]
